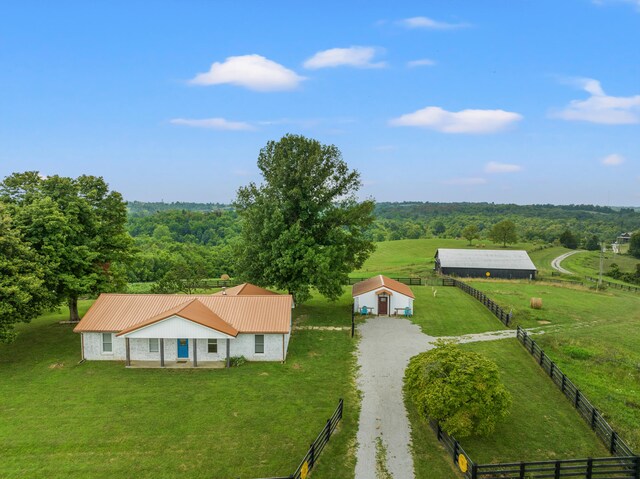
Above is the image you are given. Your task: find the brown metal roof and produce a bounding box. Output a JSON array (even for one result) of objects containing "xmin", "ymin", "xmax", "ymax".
[
  {"xmin": 116, "ymin": 299, "xmax": 239, "ymax": 337},
  {"xmin": 352, "ymin": 275, "xmax": 415, "ymax": 299},
  {"xmin": 213, "ymin": 283, "xmax": 279, "ymax": 296},
  {"xmin": 74, "ymin": 294, "xmax": 293, "ymax": 334}
]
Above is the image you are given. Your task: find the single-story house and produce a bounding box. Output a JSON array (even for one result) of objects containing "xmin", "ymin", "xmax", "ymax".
[
  {"xmin": 435, "ymin": 248, "xmax": 537, "ymax": 279},
  {"xmin": 73, "ymin": 289, "xmax": 293, "ymax": 368},
  {"xmin": 352, "ymin": 275, "xmax": 415, "ymax": 316},
  {"xmin": 617, "ymin": 232, "xmax": 633, "ymax": 244}
]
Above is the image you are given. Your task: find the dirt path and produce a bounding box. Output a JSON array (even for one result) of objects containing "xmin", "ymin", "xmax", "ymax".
[
  {"xmin": 354, "ymin": 318, "xmax": 517, "ymax": 479},
  {"xmin": 551, "ymin": 250, "xmax": 584, "ymax": 274}
]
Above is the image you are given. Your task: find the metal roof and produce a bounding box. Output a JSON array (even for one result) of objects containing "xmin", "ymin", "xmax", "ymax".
[
  {"xmin": 435, "ymin": 248, "xmax": 537, "ymax": 271},
  {"xmin": 213, "ymin": 283, "xmax": 279, "ymax": 296},
  {"xmin": 74, "ymin": 294, "xmax": 293, "ymax": 334},
  {"xmin": 352, "ymin": 275, "xmax": 415, "ymax": 299}
]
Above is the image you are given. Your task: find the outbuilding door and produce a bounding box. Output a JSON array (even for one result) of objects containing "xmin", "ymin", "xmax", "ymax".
[
  {"xmin": 378, "ymin": 296, "xmax": 388, "ymax": 315},
  {"xmin": 177, "ymin": 338, "xmax": 189, "ymax": 359}
]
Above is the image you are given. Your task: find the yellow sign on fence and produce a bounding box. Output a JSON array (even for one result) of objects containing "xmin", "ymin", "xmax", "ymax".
[
  {"xmin": 300, "ymin": 461, "xmax": 309, "ymax": 479},
  {"xmin": 458, "ymin": 453, "xmax": 468, "ymax": 473}
]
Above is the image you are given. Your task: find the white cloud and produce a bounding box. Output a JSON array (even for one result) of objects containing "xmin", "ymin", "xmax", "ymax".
[
  {"xmin": 389, "ymin": 106, "xmax": 522, "ymax": 133},
  {"xmin": 399, "ymin": 16, "xmax": 469, "ymax": 30},
  {"xmin": 442, "ymin": 177, "xmax": 487, "ymax": 185},
  {"xmin": 592, "ymin": 0, "xmax": 640, "ymax": 11},
  {"xmin": 553, "ymin": 78, "xmax": 640, "ymax": 124},
  {"xmin": 189, "ymin": 54, "xmax": 305, "ymax": 91},
  {"xmin": 485, "ymin": 161, "xmax": 523, "ymax": 173},
  {"xmin": 407, "ymin": 58, "xmax": 436, "ymax": 67},
  {"xmin": 303, "ymin": 46, "xmax": 386, "ymax": 69},
  {"xmin": 601, "ymin": 153, "xmax": 625, "ymax": 166},
  {"xmin": 170, "ymin": 118, "xmax": 254, "ymax": 131}
]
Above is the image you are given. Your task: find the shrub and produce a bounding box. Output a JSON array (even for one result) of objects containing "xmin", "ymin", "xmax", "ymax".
[
  {"xmin": 405, "ymin": 341, "xmax": 512, "ymax": 438},
  {"xmin": 229, "ymin": 356, "xmax": 246, "ymax": 367}
]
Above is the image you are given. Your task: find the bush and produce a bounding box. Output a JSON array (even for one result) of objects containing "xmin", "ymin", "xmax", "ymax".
[
  {"xmin": 229, "ymin": 356, "xmax": 246, "ymax": 367},
  {"xmin": 405, "ymin": 341, "xmax": 512, "ymax": 438}
]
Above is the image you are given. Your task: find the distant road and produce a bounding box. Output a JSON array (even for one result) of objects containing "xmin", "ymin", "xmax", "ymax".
[{"xmin": 551, "ymin": 250, "xmax": 585, "ymax": 274}]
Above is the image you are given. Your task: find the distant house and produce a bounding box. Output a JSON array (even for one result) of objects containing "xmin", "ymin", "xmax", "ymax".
[
  {"xmin": 435, "ymin": 248, "xmax": 537, "ymax": 279},
  {"xmin": 617, "ymin": 232, "xmax": 633, "ymax": 244},
  {"xmin": 352, "ymin": 275, "xmax": 415, "ymax": 316},
  {"xmin": 73, "ymin": 287, "xmax": 293, "ymax": 368}
]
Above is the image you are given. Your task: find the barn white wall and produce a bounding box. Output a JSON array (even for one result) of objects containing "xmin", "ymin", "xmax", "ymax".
[
  {"xmin": 352, "ymin": 287, "xmax": 413, "ymax": 315},
  {"xmin": 81, "ymin": 332, "xmax": 286, "ymax": 362}
]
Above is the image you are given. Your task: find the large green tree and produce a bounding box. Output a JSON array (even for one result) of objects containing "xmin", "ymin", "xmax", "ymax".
[
  {"xmin": 0, "ymin": 172, "xmax": 133, "ymax": 321},
  {"xmin": 629, "ymin": 231, "xmax": 640, "ymax": 259},
  {"xmin": 405, "ymin": 341, "xmax": 512, "ymax": 438},
  {"xmin": 488, "ymin": 219, "xmax": 518, "ymax": 247},
  {"xmin": 461, "ymin": 224, "xmax": 480, "ymax": 245},
  {"xmin": 559, "ymin": 229, "xmax": 578, "ymax": 249},
  {"xmin": 234, "ymin": 134, "xmax": 375, "ymax": 303},
  {"xmin": 0, "ymin": 204, "xmax": 56, "ymax": 341}
]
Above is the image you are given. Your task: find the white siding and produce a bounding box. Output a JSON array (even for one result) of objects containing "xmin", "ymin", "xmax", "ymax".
[
  {"xmin": 81, "ymin": 332, "xmax": 285, "ymax": 362},
  {"xmin": 353, "ymin": 287, "xmax": 413, "ymax": 316}
]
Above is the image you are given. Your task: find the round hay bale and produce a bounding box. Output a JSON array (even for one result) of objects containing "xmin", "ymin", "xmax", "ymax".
[
  {"xmin": 220, "ymin": 273, "xmax": 230, "ymax": 280},
  {"xmin": 530, "ymin": 297, "xmax": 543, "ymax": 309}
]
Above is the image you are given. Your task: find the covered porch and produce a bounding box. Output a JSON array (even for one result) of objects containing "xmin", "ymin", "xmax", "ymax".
[
  {"xmin": 123, "ymin": 336, "xmax": 234, "ymax": 368},
  {"xmin": 127, "ymin": 358, "xmax": 226, "ymax": 369}
]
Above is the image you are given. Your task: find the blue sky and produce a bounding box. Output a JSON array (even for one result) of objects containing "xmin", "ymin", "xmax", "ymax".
[{"xmin": 1, "ymin": 1, "xmax": 639, "ymax": 205}]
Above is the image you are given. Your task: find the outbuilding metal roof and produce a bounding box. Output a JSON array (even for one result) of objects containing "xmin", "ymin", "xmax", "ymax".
[
  {"xmin": 352, "ymin": 275, "xmax": 415, "ymax": 298},
  {"xmin": 435, "ymin": 248, "xmax": 537, "ymax": 271},
  {"xmin": 74, "ymin": 293, "xmax": 293, "ymax": 334}
]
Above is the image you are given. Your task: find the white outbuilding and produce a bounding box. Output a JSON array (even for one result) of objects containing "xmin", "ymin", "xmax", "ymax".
[{"xmin": 352, "ymin": 275, "xmax": 415, "ymax": 316}]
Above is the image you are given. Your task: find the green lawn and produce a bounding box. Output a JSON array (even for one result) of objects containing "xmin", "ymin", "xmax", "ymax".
[
  {"xmin": 528, "ymin": 246, "xmax": 572, "ymax": 276},
  {"xmin": 562, "ymin": 249, "xmax": 640, "ymax": 285},
  {"xmin": 466, "ymin": 280, "xmax": 640, "ymax": 451},
  {"xmin": 0, "ymin": 297, "xmax": 358, "ymax": 479},
  {"xmin": 460, "ymin": 339, "xmax": 608, "ymax": 463},
  {"xmin": 354, "ymin": 238, "xmax": 536, "ymax": 278},
  {"xmin": 410, "ymin": 287, "xmax": 506, "ymax": 336}
]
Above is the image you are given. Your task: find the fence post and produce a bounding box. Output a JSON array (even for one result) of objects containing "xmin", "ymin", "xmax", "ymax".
[
  {"xmin": 519, "ymin": 462, "xmax": 526, "ymax": 479},
  {"xmin": 586, "ymin": 458, "xmax": 593, "ymax": 479},
  {"xmin": 590, "ymin": 408, "xmax": 597, "ymax": 430},
  {"xmin": 436, "ymin": 423, "xmax": 442, "ymax": 441},
  {"xmin": 575, "ymin": 389, "xmax": 581, "ymax": 408},
  {"xmin": 471, "ymin": 463, "xmax": 478, "ymax": 479},
  {"xmin": 561, "ymin": 374, "xmax": 566, "ymax": 393},
  {"xmin": 554, "ymin": 460, "xmax": 561, "ymax": 479},
  {"xmin": 634, "ymin": 456, "xmax": 640, "ymax": 479},
  {"xmin": 550, "ymin": 361, "xmax": 555, "ymax": 379},
  {"xmin": 309, "ymin": 442, "xmax": 315, "ymax": 468},
  {"xmin": 339, "ymin": 398, "xmax": 343, "ymax": 420},
  {"xmin": 539, "ymin": 350, "xmax": 545, "ymax": 366},
  {"xmin": 610, "ymin": 431, "xmax": 617, "ymax": 454},
  {"xmin": 452, "ymin": 440, "xmax": 459, "ymax": 462},
  {"xmin": 351, "ymin": 305, "xmax": 355, "ymax": 338}
]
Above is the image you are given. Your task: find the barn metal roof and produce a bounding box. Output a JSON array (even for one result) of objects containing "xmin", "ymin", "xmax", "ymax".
[
  {"xmin": 74, "ymin": 294, "xmax": 293, "ymax": 334},
  {"xmin": 213, "ymin": 283, "xmax": 279, "ymax": 296},
  {"xmin": 435, "ymin": 248, "xmax": 537, "ymax": 271},
  {"xmin": 352, "ymin": 275, "xmax": 415, "ymax": 298}
]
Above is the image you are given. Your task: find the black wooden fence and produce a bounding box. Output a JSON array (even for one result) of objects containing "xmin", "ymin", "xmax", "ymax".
[
  {"xmin": 584, "ymin": 276, "xmax": 640, "ymax": 293},
  {"xmin": 346, "ymin": 277, "xmax": 422, "ymax": 286},
  {"xmin": 516, "ymin": 327, "xmax": 635, "ymax": 457},
  {"xmin": 445, "ymin": 277, "xmax": 513, "ymax": 326}
]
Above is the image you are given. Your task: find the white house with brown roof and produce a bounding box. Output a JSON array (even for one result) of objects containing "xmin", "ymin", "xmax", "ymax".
[
  {"xmin": 352, "ymin": 275, "xmax": 415, "ymax": 316},
  {"xmin": 73, "ymin": 287, "xmax": 292, "ymax": 367}
]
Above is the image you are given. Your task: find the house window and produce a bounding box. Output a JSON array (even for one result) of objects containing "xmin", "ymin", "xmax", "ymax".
[
  {"xmin": 102, "ymin": 333, "xmax": 113, "ymax": 353},
  {"xmin": 149, "ymin": 338, "xmax": 159, "ymax": 353},
  {"xmin": 208, "ymin": 339, "xmax": 218, "ymax": 353},
  {"xmin": 255, "ymin": 334, "xmax": 264, "ymax": 354}
]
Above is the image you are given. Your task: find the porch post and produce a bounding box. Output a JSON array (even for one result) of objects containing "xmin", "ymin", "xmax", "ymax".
[
  {"xmin": 226, "ymin": 338, "xmax": 230, "ymax": 368},
  {"xmin": 125, "ymin": 337, "xmax": 131, "ymax": 366},
  {"xmin": 160, "ymin": 338, "xmax": 165, "ymax": 367},
  {"xmin": 193, "ymin": 338, "xmax": 198, "ymax": 368}
]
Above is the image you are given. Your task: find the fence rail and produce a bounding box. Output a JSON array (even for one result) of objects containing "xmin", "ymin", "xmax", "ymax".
[
  {"xmin": 516, "ymin": 327, "xmax": 635, "ymax": 457},
  {"xmin": 446, "ymin": 277, "xmax": 512, "ymax": 326},
  {"xmin": 475, "ymin": 456, "xmax": 640, "ymax": 478},
  {"xmin": 346, "ymin": 277, "xmax": 422, "ymax": 286},
  {"xmin": 584, "ymin": 276, "xmax": 640, "ymax": 293}
]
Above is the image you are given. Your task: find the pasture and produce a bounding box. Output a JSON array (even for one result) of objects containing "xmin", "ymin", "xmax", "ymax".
[{"xmin": 0, "ymin": 294, "xmax": 358, "ymax": 479}]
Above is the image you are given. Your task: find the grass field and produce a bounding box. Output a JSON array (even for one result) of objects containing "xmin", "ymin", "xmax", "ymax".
[
  {"xmin": 562, "ymin": 249, "xmax": 640, "ymax": 283},
  {"xmin": 466, "ymin": 280, "xmax": 640, "ymax": 450},
  {"xmin": 0, "ymin": 294, "xmax": 358, "ymax": 479},
  {"xmin": 410, "ymin": 287, "xmax": 506, "ymax": 336},
  {"xmin": 354, "ymin": 238, "xmax": 537, "ymax": 278},
  {"xmin": 528, "ymin": 246, "xmax": 572, "ymax": 276}
]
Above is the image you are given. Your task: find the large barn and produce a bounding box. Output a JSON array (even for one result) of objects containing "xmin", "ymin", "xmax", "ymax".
[{"xmin": 435, "ymin": 248, "xmax": 537, "ymax": 279}]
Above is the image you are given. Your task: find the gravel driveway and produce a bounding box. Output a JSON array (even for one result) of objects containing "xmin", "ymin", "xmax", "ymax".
[{"xmin": 354, "ymin": 316, "xmax": 518, "ymax": 479}]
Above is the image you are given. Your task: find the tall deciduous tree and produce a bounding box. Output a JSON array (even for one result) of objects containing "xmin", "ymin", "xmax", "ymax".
[
  {"xmin": 559, "ymin": 229, "xmax": 578, "ymax": 249},
  {"xmin": 0, "ymin": 204, "xmax": 56, "ymax": 341},
  {"xmin": 234, "ymin": 134, "xmax": 375, "ymax": 303},
  {"xmin": 405, "ymin": 341, "xmax": 512, "ymax": 438},
  {"xmin": 629, "ymin": 231, "xmax": 640, "ymax": 259},
  {"xmin": 488, "ymin": 220, "xmax": 518, "ymax": 247},
  {"xmin": 462, "ymin": 224, "xmax": 480, "ymax": 245},
  {"xmin": 0, "ymin": 172, "xmax": 133, "ymax": 321}
]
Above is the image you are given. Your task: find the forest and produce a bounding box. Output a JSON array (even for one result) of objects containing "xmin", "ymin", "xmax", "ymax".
[{"xmin": 124, "ymin": 201, "xmax": 640, "ymax": 283}]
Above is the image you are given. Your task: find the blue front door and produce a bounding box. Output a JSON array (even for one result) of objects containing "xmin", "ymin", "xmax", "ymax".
[{"xmin": 177, "ymin": 338, "xmax": 189, "ymax": 358}]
